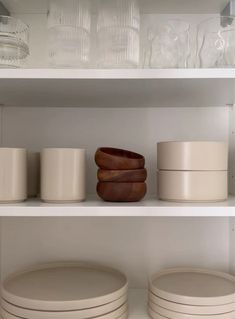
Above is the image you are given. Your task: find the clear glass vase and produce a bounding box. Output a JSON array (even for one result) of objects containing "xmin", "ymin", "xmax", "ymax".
[
  {"xmin": 0, "ymin": 15, "xmax": 29, "ymax": 68},
  {"xmin": 97, "ymin": 0, "xmax": 140, "ymax": 68},
  {"xmin": 47, "ymin": 0, "xmax": 91, "ymax": 68}
]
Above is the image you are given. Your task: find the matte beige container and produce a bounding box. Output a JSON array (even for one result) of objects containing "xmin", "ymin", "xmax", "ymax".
[
  {"xmin": 157, "ymin": 171, "xmax": 228, "ymax": 202},
  {"xmin": 157, "ymin": 142, "xmax": 228, "ymax": 171},
  {"xmin": 41, "ymin": 148, "xmax": 86, "ymax": 203},
  {"xmin": 0, "ymin": 148, "xmax": 27, "ymax": 203}
]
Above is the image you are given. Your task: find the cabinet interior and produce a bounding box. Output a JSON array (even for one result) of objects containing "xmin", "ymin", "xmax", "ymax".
[{"xmin": 0, "ymin": 0, "xmax": 234, "ymax": 294}]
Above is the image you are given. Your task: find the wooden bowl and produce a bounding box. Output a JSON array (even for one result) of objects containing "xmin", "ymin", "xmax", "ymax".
[
  {"xmin": 95, "ymin": 147, "xmax": 145, "ymax": 170},
  {"xmin": 98, "ymin": 168, "xmax": 147, "ymax": 183},
  {"xmin": 97, "ymin": 182, "xmax": 147, "ymax": 202}
]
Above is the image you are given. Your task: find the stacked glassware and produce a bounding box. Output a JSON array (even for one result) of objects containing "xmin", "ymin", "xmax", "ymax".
[
  {"xmin": 0, "ymin": 15, "xmax": 29, "ymax": 68},
  {"xmin": 145, "ymin": 19, "xmax": 190, "ymax": 68},
  {"xmin": 96, "ymin": 0, "xmax": 140, "ymax": 68},
  {"xmin": 47, "ymin": 0, "xmax": 91, "ymax": 68},
  {"xmin": 197, "ymin": 17, "xmax": 235, "ymax": 68}
]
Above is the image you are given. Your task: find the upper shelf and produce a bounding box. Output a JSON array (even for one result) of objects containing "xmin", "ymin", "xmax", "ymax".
[
  {"xmin": 1, "ymin": 0, "xmax": 229, "ymax": 14},
  {"xmin": 0, "ymin": 69, "xmax": 234, "ymax": 107}
]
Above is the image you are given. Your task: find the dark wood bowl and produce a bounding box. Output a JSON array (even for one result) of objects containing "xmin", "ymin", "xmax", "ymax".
[
  {"xmin": 95, "ymin": 147, "xmax": 145, "ymax": 170},
  {"xmin": 97, "ymin": 182, "xmax": 147, "ymax": 202},
  {"xmin": 98, "ymin": 168, "xmax": 147, "ymax": 183}
]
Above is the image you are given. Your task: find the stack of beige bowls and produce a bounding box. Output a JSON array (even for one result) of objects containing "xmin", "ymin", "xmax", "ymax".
[
  {"xmin": 1, "ymin": 262, "xmax": 128, "ymax": 319},
  {"xmin": 148, "ymin": 268, "xmax": 235, "ymax": 319},
  {"xmin": 157, "ymin": 141, "xmax": 228, "ymax": 202}
]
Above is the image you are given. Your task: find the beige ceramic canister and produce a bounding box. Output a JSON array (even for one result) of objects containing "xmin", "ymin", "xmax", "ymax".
[
  {"xmin": 41, "ymin": 148, "xmax": 86, "ymax": 203},
  {"xmin": 0, "ymin": 148, "xmax": 27, "ymax": 203}
]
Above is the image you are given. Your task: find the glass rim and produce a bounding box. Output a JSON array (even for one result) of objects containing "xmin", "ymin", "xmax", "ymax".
[{"xmin": 0, "ymin": 15, "xmax": 29, "ymax": 32}]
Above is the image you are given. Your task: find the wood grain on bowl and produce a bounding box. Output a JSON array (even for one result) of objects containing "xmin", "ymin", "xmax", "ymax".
[
  {"xmin": 97, "ymin": 182, "xmax": 147, "ymax": 202},
  {"xmin": 97, "ymin": 168, "xmax": 147, "ymax": 182},
  {"xmin": 95, "ymin": 147, "xmax": 145, "ymax": 170}
]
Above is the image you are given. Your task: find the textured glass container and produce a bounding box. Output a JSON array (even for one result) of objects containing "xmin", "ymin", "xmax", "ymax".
[
  {"xmin": 146, "ymin": 20, "xmax": 190, "ymax": 69},
  {"xmin": 223, "ymin": 28, "xmax": 235, "ymax": 66},
  {"xmin": 97, "ymin": 0, "xmax": 140, "ymax": 68},
  {"xmin": 197, "ymin": 17, "xmax": 235, "ymax": 68},
  {"xmin": 47, "ymin": 0, "xmax": 91, "ymax": 68},
  {"xmin": 0, "ymin": 16, "xmax": 29, "ymax": 68}
]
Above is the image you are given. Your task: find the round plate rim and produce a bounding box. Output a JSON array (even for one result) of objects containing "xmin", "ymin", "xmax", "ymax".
[
  {"xmin": 149, "ymin": 301, "xmax": 235, "ymax": 319},
  {"xmin": 148, "ymin": 291, "xmax": 235, "ymax": 315},
  {"xmin": 1, "ymin": 262, "xmax": 128, "ymax": 311},
  {"xmin": 1, "ymin": 307, "xmax": 129, "ymax": 319},
  {"xmin": 1, "ymin": 294, "xmax": 127, "ymax": 319},
  {"xmin": 149, "ymin": 268, "xmax": 235, "ymax": 306}
]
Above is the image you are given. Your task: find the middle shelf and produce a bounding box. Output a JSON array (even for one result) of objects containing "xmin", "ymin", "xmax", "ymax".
[
  {"xmin": 0, "ymin": 196, "xmax": 234, "ymax": 217},
  {"xmin": 0, "ymin": 69, "xmax": 234, "ymax": 108}
]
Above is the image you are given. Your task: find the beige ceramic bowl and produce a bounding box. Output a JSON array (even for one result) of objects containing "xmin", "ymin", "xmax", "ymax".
[
  {"xmin": 157, "ymin": 170, "xmax": 228, "ymax": 202},
  {"xmin": 41, "ymin": 148, "xmax": 86, "ymax": 203},
  {"xmin": 0, "ymin": 148, "xmax": 27, "ymax": 203},
  {"xmin": 157, "ymin": 141, "xmax": 228, "ymax": 171}
]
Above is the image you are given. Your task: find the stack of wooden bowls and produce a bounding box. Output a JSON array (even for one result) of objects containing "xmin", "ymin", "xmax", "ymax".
[
  {"xmin": 95, "ymin": 147, "xmax": 147, "ymax": 202},
  {"xmin": 157, "ymin": 141, "xmax": 228, "ymax": 202},
  {"xmin": 148, "ymin": 268, "xmax": 235, "ymax": 319},
  {"xmin": 1, "ymin": 262, "xmax": 128, "ymax": 319}
]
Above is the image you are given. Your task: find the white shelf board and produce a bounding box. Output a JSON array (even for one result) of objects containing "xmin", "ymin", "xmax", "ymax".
[
  {"xmin": 0, "ymin": 196, "xmax": 235, "ymax": 217},
  {"xmin": 1, "ymin": 0, "xmax": 229, "ymax": 14},
  {"xmin": 0, "ymin": 69, "xmax": 234, "ymax": 107}
]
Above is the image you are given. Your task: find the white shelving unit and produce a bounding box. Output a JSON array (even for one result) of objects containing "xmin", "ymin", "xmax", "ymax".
[
  {"xmin": 0, "ymin": 1, "xmax": 235, "ymax": 319},
  {"xmin": 0, "ymin": 197, "xmax": 235, "ymax": 217},
  {"xmin": 0, "ymin": 69, "xmax": 234, "ymax": 107}
]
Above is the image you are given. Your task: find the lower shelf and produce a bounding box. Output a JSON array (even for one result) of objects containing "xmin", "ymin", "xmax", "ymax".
[{"xmin": 0, "ymin": 196, "xmax": 234, "ymax": 216}]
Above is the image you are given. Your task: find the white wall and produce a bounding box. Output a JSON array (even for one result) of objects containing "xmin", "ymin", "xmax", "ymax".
[
  {"xmin": 1, "ymin": 106, "xmax": 229, "ymax": 195},
  {"xmin": 1, "ymin": 217, "xmax": 230, "ymax": 287}
]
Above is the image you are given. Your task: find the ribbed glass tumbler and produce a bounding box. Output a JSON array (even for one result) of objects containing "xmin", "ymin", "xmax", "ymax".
[
  {"xmin": 0, "ymin": 16, "xmax": 29, "ymax": 68},
  {"xmin": 97, "ymin": 0, "xmax": 140, "ymax": 68},
  {"xmin": 47, "ymin": 0, "xmax": 91, "ymax": 68}
]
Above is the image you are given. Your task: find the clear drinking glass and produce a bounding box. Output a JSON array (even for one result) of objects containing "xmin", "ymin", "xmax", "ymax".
[
  {"xmin": 197, "ymin": 17, "xmax": 235, "ymax": 68},
  {"xmin": 146, "ymin": 19, "xmax": 190, "ymax": 69},
  {"xmin": 222, "ymin": 28, "xmax": 235, "ymax": 67},
  {"xmin": 47, "ymin": 0, "xmax": 91, "ymax": 68},
  {"xmin": 97, "ymin": 0, "xmax": 140, "ymax": 68},
  {"xmin": 0, "ymin": 16, "xmax": 29, "ymax": 68}
]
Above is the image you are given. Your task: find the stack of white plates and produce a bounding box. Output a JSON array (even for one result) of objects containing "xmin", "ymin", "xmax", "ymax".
[
  {"xmin": 148, "ymin": 268, "xmax": 235, "ymax": 319},
  {"xmin": 1, "ymin": 262, "xmax": 128, "ymax": 319}
]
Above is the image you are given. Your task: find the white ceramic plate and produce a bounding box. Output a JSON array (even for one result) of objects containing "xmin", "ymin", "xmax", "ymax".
[
  {"xmin": 157, "ymin": 171, "xmax": 228, "ymax": 202},
  {"xmin": 148, "ymin": 306, "xmax": 168, "ymax": 319},
  {"xmin": 149, "ymin": 268, "xmax": 235, "ymax": 306},
  {"xmin": 149, "ymin": 301, "xmax": 235, "ymax": 319},
  {"xmin": 2, "ymin": 262, "xmax": 128, "ymax": 311},
  {"xmin": 157, "ymin": 141, "xmax": 228, "ymax": 171},
  {"xmin": 1, "ymin": 295, "xmax": 127, "ymax": 319},
  {"xmin": 1, "ymin": 307, "xmax": 129, "ymax": 319},
  {"xmin": 149, "ymin": 291, "xmax": 235, "ymax": 315}
]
